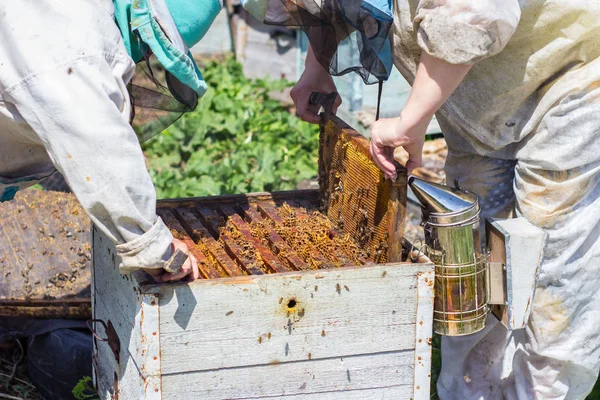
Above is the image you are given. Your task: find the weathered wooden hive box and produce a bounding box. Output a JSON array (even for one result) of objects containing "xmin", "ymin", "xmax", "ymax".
[
  {"xmin": 92, "ymin": 114, "xmax": 435, "ymax": 400},
  {"xmin": 0, "ymin": 190, "xmax": 91, "ymax": 319}
]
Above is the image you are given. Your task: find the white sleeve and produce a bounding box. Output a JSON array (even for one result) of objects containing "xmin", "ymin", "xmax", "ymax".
[
  {"xmin": 4, "ymin": 55, "xmax": 173, "ymax": 271},
  {"xmin": 414, "ymin": 0, "xmax": 521, "ymax": 64}
]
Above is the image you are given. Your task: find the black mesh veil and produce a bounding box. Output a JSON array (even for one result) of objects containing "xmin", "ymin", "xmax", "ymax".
[
  {"xmin": 128, "ymin": 54, "xmax": 198, "ymax": 142},
  {"xmin": 263, "ymin": 0, "xmax": 394, "ymax": 84}
]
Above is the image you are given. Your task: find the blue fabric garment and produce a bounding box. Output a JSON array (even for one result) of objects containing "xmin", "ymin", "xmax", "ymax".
[
  {"xmin": 164, "ymin": 0, "xmax": 222, "ymax": 48},
  {"xmin": 339, "ymin": 0, "xmax": 394, "ymax": 82},
  {"xmin": 113, "ymin": 0, "xmax": 219, "ymax": 97},
  {"xmin": 0, "ymin": 172, "xmax": 55, "ymax": 202},
  {"xmin": 112, "ymin": 0, "xmax": 221, "ymax": 141},
  {"xmin": 1, "ymin": 186, "xmax": 18, "ymax": 202},
  {"xmin": 131, "ymin": 7, "xmax": 209, "ymax": 97}
]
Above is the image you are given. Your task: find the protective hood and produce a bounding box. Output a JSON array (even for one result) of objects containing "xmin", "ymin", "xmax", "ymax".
[
  {"xmin": 114, "ymin": 0, "xmax": 222, "ymax": 140},
  {"xmin": 241, "ymin": 0, "xmax": 394, "ymax": 84}
]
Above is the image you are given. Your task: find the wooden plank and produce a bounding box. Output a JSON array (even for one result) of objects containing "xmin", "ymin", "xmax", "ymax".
[
  {"xmin": 413, "ymin": 269, "xmax": 435, "ymax": 400},
  {"xmin": 222, "ymin": 206, "xmax": 290, "ymax": 274},
  {"xmin": 93, "ymin": 314, "xmax": 151, "ymax": 400},
  {"xmin": 239, "ymin": 388, "xmax": 412, "ymax": 400},
  {"xmin": 157, "ymin": 264, "xmax": 426, "ymax": 374},
  {"xmin": 195, "ymin": 207, "xmax": 226, "ymax": 238},
  {"xmin": 174, "ymin": 208, "xmax": 243, "ymax": 277},
  {"xmin": 92, "ymin": 229, "xmax": 141, "ymax": 366},
  {"xmin": 138, "ymin": 293, "xmax": 162, "ymax": 398},
  {"xmin": 295, "ymin": 199, "xmax": 319, "ymax": 213},
  {"xmin": 94, "ymin": 322, "xmax": 160, "ymax": 400},
  {"xmin": 196, "ymin": 207, "xmax": 265, "ymax": 276},
  {"xmin": 0, "ymin": 303, "xmax": 90, "ymax": 319},
  {"xmin": 220, "ymin": 231, "xmax": 265, "ymax": 275},
  {"xmin": 161, "ymin": 351, "xmax": 415, "ymax": 400},
  {"xmin": 92, "ymin": 228, "xmax": 161, "ymax": 400},
  {"xmin": 157, "ymin": 190, "xmax": 320, "ymax": 209},
  {"xmin": 219, "ymin": 230, "xmax": 265, "ymax": 275},
  {"xmin": 157, "ymin": 209, "xmax": 219, "ymax": 279},
  {"xmin": 242, "ymin": 207, "xmax": 310, "ymax": 271}
]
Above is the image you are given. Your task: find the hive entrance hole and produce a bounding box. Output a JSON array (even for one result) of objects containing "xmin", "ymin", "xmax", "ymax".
[{"xmin": 287, "ymin": 299, "xmax": 297, "ymax": 309}]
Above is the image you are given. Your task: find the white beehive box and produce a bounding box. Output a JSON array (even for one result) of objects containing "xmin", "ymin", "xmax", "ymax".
[{"xmin": 91, "ymin": 193, "xmax": 434, "ymax": 400}]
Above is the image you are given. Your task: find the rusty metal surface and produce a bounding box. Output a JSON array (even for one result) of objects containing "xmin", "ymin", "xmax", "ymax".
[
  {"xmin": 0, "ymin": 190, "xmax": 91, "ymax": 318},
  {"xmin": 318, "ymin": 114, "xmax": 408, "ymax": 263}
]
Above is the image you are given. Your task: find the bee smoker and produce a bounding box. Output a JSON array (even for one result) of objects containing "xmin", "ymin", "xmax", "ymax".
[
  {"xmin": 408, "ymin": 176, "xmax": 548, "ymax": 336},
  {"xmin": 408, "ymin": 176, "xmax": 487, "ymax": 335}
]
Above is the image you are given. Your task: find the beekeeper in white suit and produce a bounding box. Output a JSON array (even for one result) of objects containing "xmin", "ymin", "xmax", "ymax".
[
  {"xmin": 0, "ymin": 0, "xmax": 225, "ymax": 281},
  {"xmin": 270, "ymin": 0, "xmax": 600, "ymax": 398}
]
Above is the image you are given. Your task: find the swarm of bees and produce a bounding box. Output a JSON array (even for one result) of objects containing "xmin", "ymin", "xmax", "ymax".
[
  {"xmin": 257, "ymin": 203, "xmax": 365, "ymax": 269},
  {"xmin": 220, "ymin": 220, "xmax": 267, "ymax": 273}
]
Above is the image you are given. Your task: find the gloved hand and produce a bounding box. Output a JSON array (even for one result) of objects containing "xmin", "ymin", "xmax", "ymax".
[
  {"xmin": 291, "ymin": 46, "xmax": 341, "ymax": 124},
  {"xmin": 143, "ymin": 238, "xmax": 200, "ymax": 282},
  {"xmin": 369, "ymin": 115, "xmax": 428, "ymax": 180}
]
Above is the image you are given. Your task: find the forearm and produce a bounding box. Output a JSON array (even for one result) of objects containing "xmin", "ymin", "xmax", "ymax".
[
  {"xmin": 304, "ymin": 44, "xmax": 322, "ymax": 71},
  {"xmin": 401, "ymin": 52, "xmax": 472, "ymax": 125},
  {"xmin": 304, "ymin": 43, "xmax": 335, "ymax": 76},
  {"xmin": 369, "ymin": 53, "xmax": 472, "ymax": 178}
]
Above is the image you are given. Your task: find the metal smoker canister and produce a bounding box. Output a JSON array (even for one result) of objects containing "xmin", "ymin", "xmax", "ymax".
[{"xmin": 408, "ymin": 176, "xmax": 488, "ymax": 336}]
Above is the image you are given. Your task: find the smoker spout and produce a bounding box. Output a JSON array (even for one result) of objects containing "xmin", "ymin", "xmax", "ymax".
[{"xmin": 408, "ymin": 175, "xmax": 478, "ymax": 215}]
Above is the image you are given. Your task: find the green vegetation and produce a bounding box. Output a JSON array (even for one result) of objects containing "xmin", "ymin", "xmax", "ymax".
[
  {"xmin": 142, "ymin": 57, "xmax": 320, "ymax": 200},
  {"xmin": 72, "ymin": 376, "xmax": 99, "ymax": 400}
]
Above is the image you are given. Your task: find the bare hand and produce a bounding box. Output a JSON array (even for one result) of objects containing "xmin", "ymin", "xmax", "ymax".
[
  {"xmin": 291, "ymin": 49, "xmax": 341, "ymax": 124},
  {"xmin": 143, "ymin": 238, "xmax": 200, "ymax": 282},
  {"xmin": 369, "ymin": 116, "xmax": 428, "ymax": 179}
]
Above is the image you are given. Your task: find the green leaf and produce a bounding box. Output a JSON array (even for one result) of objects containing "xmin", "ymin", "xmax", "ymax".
[
  {"xmin": 72, "ymin": 376, "xmax": 100, "ymax": 400},
  {"xmin": 141, "ymin": 56, "xmax": 319, "ymax": 199}
]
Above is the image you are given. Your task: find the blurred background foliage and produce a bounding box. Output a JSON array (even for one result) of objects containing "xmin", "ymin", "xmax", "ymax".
[{"xmin": 142, "ymin": 57, "xmax": 319, "ymax": 199}]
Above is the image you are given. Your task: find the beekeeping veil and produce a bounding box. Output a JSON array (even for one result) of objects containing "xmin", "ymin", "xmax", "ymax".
[
  {"xmin": 114, "ymin": 0, "xmax": 222, "ymax": 141},
  {"xmin": 242, "ymin": 0, "xmax": 394, "ymax": 85}
]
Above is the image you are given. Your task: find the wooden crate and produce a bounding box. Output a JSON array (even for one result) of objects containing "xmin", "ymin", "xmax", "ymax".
[{"xmin": 92, "ymin": 191, "xmax": 434, "ymax": 400}]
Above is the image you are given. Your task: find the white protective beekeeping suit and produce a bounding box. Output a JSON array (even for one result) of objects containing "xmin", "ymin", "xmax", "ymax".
[
  {"xmin": 391, "ymin": 0, "xmax": 600, "ymax": 398},
  {"xmin": 0, "ymin": 0, "xmax": 174, "ymax": 270}
]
